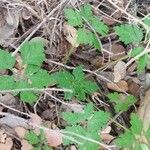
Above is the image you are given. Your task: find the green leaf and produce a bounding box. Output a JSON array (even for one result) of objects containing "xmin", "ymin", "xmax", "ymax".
[
  {"xmin": 20, "ymin": 91, "xmax": 38, "ymax": 103},
  {"xmin": 64, "ymin": 9, "xmax": 83, "ymax": 26},
  {"xmin": 62, "ymin": 103, "xmax": 93, "ymax": 125},
  {"xmin": 53, "ymin": 66, "xmax": 98, "ymax": 100},
  {"xmin": 54, "ymin": 70, "xmax": 75, "ymax": 99},
  {"xmin": 83, "ymin": 80, "xmax": 99, "ymax": 94},
  {"xmin": 129, "ymin": 47, "xmax": 144, "ymax": 57},
  {"xmin": 62, "ymin": 112, "xmax": 84, "ymax": 125},
  {"xmin": 114, "ymin": 24, "xmax": 143, "ymax": 44},
  {"xmin": 80, "ymin": 4, "xmax": 93, "ymax": 20},
  {"xmin": 90, "ymin": 16, "xmax": 109, "ymax": 36},
  {"xmin": 30, "ymin": 69, "xmax": 53, "ymax": 88},
  {"xmin": 21, "ymin": 41, "xmax": 45, "ymax": 66},
  {"xmin": 63, "ymin": 125, "xmax": 100, "ymax": 150},
  {"xmin": 130, "ymin": 113, "xmax": 143, "ymax": 135},
  {"xmin": 77, "ymin": 28, "xmax": 93, "ymax": 45},
  {"xmin": 0, "ymin": 76, "xmax": 15, "ymax": 90},
  {"xmin": 108, "ymin": 93, "xmax": 136, "ymax": 112},
  {"xmin": 116, "ymin": 131, "xmax": 135, "ymax": 149},
  {"xmin": 107, "ymin": 92, "xmax": 120, "ymax": 102},
  {"xmin": 87, "ymin": 111, "xmax": 109, "ymax": 131},
  {"xmin": 25, "ymin": 65, "xmax": 40, "ymax": 76},
  {"xmin": 139, "ymin": 144, "xmax": 149, "ymax": 150},
  {"xmin": 144, "ymin": 17, "xmax": 150, "ymax": 27},
  {"xmin": 25, "ymin": 131, "xmax": 40, "ymax": 145},
  {"xmin": 137, "ymin": 54, "xmax": 149, "ymax": 73},
  {"xmin": 145, "ymin": 127, "xmax": 150, "ymax": 139},
  {"xmin": 73, "ymin": 66, "xmax": 84, "ymax": 81},
  {"xmin": 0, "ymin": 50, "xmax": 15, "ymax": 70}
]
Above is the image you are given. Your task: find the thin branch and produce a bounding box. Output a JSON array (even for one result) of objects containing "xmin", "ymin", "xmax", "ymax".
[
  {"xmin": 0, "ymin": 102, "xmax": 31, "ymax": 117},
  {"xmin": 0, "ymin": 87, "xmax": 73, "ymax": 93}
]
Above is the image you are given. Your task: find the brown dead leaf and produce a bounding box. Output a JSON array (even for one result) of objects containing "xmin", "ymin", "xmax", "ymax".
[
  {"xmin": 45, "ymin": 129, "xmax": 62, "ymax": 147},
  {"xmin": 63, "ymin": 22, "xmax": 79, "ymax": 47},
  {"xmin": 128, "ymin": 80, "xmax": 140, "ymax": 98},
  {"xmin": 101, "ymin": 126, "xmax": 111, "ymax": 134},
  {"xmin": 0, "ymin": 137, "xmax": 13, "ymax": 150},
  {"xmin": 0, "ymin": 93, "xmax": 16, "ymax": 106},
  {"xmin": 21, "ymin": 139, "xmax": 33, "ymax": 150},
  {"xmin": 14, "ymin": 127, "xmax": 27, "ymax": 139},
  {"xmin": 113, "ymin": 61, "xmax": 126, "ymax": 82},
  {"xmin": 103, "ymin": 43, "xmax": 125, "ymax": 60},
  {"xmin": 107, "ymin": 80, "xmax": 128, "ymax": 92},
  {"xmin": 101, "ymin": 133, "xmax": 114, "ymax": 144}
]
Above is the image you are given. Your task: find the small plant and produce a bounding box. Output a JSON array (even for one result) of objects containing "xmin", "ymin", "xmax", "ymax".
[
  {"xmin": 114, "ymin": 20, "xmax": 150, "ymax": 73},
  {"xmin": 50, "ymin": 65, "xmax": 98, "ymax": 100},
  {"xmin": 25, "ymin": 130, "xmax": 52, "ymax": 150},
  {"xmin": 0, "ymin": 41, "xmax": 98, "ymax": 103},
  {"xmin": 64, "ymin": 4, "xmax": 109, "ymax": 50},
  {"xmin": 107, "ymin": 92, "xmax": 136, "ymax": 112},
  {"xmin": 65, "ymin": 4, "xmax": 150, "ymax": 73},
  {"xmin": 116, "ymin": 113, "xmax": 150, "ymax": 150},
  {"xmin": 0, "ymin": 40, "xmax": 53, "ymax": 103},
  {"xmin": 62, "ymin": 103, "xmax": 109, "ymax": 150}
]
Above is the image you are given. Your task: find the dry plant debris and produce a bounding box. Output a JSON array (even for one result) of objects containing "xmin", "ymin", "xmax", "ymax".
[{"xmin": 0, "ymin": 0, "xmax": 149, "ymax": 150}]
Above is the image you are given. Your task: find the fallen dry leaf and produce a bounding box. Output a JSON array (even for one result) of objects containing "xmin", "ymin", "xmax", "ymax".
[
  {"xmin": 101, "ymin": 133, "xmax": 114, "ymax": 144},
  {"xmin": 103, "ymin": 43, "xmax": 126, "ymax": 60},
  {"xmin": 14, "ymin": 127, "xmax": 27, "ymax": 139},
  {"xmin": 63, "ymin": 22, "xmax": 79, "ymax": 47},
  {"xmin": 113, "ymin": 61, "xmax": 126, "ymax": 82},
  {"xmin": 101, "ymin": 126, "xmax": 111, "ymax": 134},
  {"xmin": 128, "ymin": 80, "xmax": 140, "ymax": 98},
  {"xmin": 45, "ymin": 129, "xmax": 62, "ymax": 147},
  {"xmin": 21, "ymin": 139, "xmax": 33, "ymax": 150},
  {"xmin": 107, "ymin": 80, "xmax": 128, "ymax": 92},
  {"xmin": 0, "ymin": 137, "xmax": 13, "ymax": 150}
]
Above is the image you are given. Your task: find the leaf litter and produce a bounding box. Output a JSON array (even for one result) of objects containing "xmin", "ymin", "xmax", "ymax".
[{"xmin": 0, "ymin": 0, "xmax": 149, "ymax": 150}]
